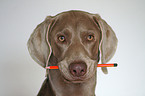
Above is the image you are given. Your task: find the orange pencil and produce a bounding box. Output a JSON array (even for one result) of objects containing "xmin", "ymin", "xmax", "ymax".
[
  {"xmin": 46, "ymin": 66, "xmax": 59, "ymax": 69},
  {"xmin": 45, "ymin": 63, "xmax": 117, "ymax": 69},
  {"xmin": 97, "ymin": 63, "xmax": 118, "ymax": 67}
]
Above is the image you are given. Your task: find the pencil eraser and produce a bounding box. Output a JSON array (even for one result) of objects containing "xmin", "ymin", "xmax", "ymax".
[{"xmin": 114, "ymin": 63, "xmax": 118, "ymax": 67}]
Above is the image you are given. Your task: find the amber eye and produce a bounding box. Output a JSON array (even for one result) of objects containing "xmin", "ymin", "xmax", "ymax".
[
  {"xmin": 87, "ymin": 35, "xmax": 94, "ymax": 41},
  {"xmin": 58, "ymin": 36, "xmax": 65, "ymax": 42}
]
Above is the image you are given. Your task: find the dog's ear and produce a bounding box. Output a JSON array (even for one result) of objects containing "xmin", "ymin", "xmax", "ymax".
[
  {"xmin": 27, "ymin": 16, "xmax": 54, "ymax": 68},
  {"xmin": 93, "ymin": 15, "xmax": 118, "ymax": 74}
]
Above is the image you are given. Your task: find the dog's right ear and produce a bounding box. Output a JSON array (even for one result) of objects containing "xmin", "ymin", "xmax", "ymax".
[{"xmin": 27, "ymin": 16, "xmax": 54, "ymax": 68}]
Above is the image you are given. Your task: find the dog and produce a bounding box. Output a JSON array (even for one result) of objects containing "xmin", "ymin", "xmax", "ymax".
[{"xmin": 27, "ymin": 10, "xmax": 118, "ymax": 96}]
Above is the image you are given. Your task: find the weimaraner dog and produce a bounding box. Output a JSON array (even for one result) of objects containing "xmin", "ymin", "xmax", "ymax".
[{"xmin": 27, "ymin": 10, "xmax": 118, "ymax": 96}]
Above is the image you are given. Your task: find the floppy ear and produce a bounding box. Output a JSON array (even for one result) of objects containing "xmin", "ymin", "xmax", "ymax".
[
  {"xmin": 27, "ymin": 16, "xmax": 53, "ymax": 68},
  {"xmin": 93, "ymin": 14, "xmax": 118, "ymax": 74}
]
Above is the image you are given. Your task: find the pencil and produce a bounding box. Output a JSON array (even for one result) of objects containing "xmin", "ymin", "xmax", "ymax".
[
  {"xmin": 46, "ymin": 66, "xmax": 59, "ymax": 69},
  {"xmin": 97, "ymin": 63, "xmax": 118, "ymax": 67},
  {"xmin": 45, "ymin": 63, "xmax": 117, "ymax": 69}
]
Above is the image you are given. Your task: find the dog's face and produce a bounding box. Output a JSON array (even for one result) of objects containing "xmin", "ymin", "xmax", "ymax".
[
  {"xmin": 49, "ymin": 12, "xmax": 101, "ymax": 83},
  {"xmin": 28, "ymin": 10, "xmax": 118, "ymax": 83}
]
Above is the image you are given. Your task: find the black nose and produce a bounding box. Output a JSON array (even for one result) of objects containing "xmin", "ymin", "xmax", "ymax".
[{"xmin": 69, "ymin": 61, "xmax": 87, "ymax": 77}]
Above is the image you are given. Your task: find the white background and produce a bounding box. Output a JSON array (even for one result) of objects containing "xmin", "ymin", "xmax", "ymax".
[{"xmin": 0, "ymin": 0, "xmax": 145, "ymax": 96}]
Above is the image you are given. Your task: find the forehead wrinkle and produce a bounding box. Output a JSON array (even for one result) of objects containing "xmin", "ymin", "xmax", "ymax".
[{"xmin": 60, "ymin": 15, "xmax": 91, "ymax": 32}]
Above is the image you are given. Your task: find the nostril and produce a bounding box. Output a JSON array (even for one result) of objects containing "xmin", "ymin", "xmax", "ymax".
[
  {"xmin": 81, "ymin": 69, "xmax": 84, "ymax": 72},
  {"xmin": 73, "ymin": 70, "xmax": 76, "ymax": 73}
]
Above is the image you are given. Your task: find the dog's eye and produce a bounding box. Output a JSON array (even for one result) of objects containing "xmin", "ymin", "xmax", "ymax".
[
  {"xmin": 87, "ymin": 35, "xmax": 94, "ymax": 41},
  {"xmin": 58, "ymin": 36, "xmax": 65, "ymax": 42}
]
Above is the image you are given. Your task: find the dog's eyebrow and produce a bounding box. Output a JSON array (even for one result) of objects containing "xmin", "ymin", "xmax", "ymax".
[
  {"xmin": 80, "ymin": 30, "xmax": 100, "ymax": 37},
  {"xmin": 56, "ymin": 28, "xmax": 71, "ymax": 35},
  {"xmin": 82, "ymin": 30, "xmax": 96, "ymax": 33}
]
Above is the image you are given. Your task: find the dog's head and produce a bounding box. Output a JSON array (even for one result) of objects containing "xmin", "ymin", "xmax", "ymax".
[{"xmin": 27, "ymin": 10, "xmax": 117, "ymax": 83}]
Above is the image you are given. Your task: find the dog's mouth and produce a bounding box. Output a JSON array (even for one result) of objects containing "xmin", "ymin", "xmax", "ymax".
[
  {"xmin": 61, "ymin": 70, "xmax": 97, "ymax": 84},
  {"xmin": 58, "ymin": 62, "xmax": 97, "ymax": 83}
]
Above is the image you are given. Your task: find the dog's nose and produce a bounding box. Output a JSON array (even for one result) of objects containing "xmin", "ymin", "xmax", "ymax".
[{"xmin": 69, "ymin": 62, "xmax": 87, "ymax": 77}]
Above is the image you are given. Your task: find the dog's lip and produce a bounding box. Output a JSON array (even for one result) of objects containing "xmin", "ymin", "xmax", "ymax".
[
  {"xmin": 62, "ymin": 75, "xmax": 87, "ymax": 83},
  {"xmin": 61, "ymin": 70, "xmax": 96, "ymax": 84}
]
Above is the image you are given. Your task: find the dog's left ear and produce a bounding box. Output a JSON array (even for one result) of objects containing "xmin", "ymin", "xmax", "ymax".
[{"xmin": 93, "ymin": 14, "xmax": 118, "ymax": 74}]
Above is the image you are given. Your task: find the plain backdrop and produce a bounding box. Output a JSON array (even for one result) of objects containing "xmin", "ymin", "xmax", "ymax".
[{"xmin": 0, "ymin": 0, "xmax": 145, "ymax": 96}]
